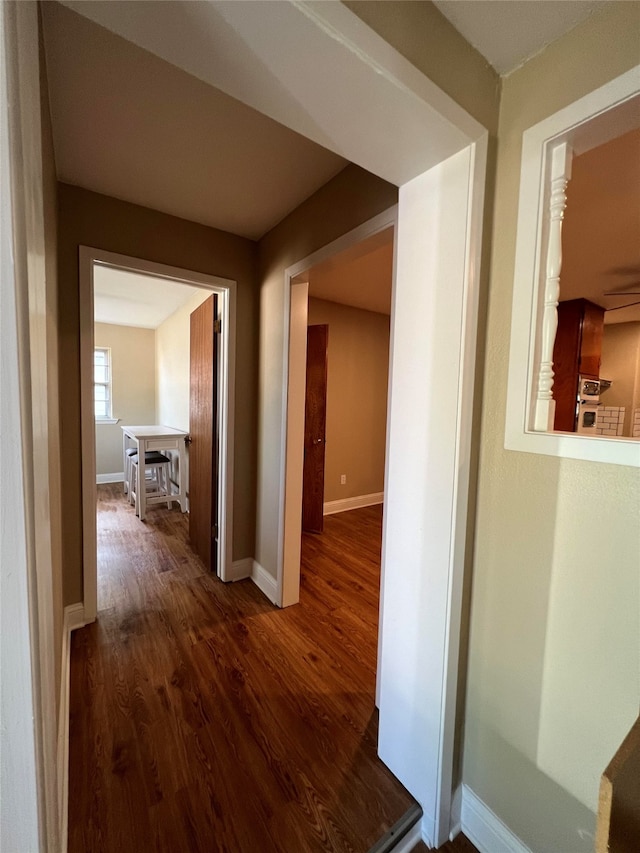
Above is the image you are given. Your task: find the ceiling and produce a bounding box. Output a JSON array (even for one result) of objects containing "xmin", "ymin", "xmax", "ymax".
[
  {"xmin": 93, "ymin": 265, "xmax": 204, "ymax": 328},
  {"xmin": 560, "ymin": 127, "xmax": 640, "ymax": 325},
  {"xmin": 42, "ymin": 2, "xmax": 347, "ymax": 240},
  {"xmin": 433, "ymin": 1, "xmax": 607, "ymax": 75},
  {"xmin": 306, "ymin": 228, "xmax": 394, "ymax": 316}
]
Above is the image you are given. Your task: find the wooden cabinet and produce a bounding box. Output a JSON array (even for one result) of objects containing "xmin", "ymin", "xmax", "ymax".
[{"xmin": 552, "ymin": 298, "xmax": 604, "ymax": 431}]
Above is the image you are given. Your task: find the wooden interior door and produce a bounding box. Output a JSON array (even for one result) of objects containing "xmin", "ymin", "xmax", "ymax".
[
  {"xmin": 302, "ymin": 324, "xmax": 328, "ymax": 534},
  {"xmin": 189, "ymin": 294, "xmax": 218, "ymax": 572}
]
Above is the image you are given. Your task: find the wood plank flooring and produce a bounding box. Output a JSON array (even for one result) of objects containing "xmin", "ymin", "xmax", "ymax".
[{"xmin": 68, "ymin": 487, "xmax": 416, "ymax": 852}]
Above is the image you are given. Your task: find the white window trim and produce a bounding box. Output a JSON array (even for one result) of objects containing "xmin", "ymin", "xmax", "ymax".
[
  {"xmin": 93, "ymin": 345, "xmax": 115, "ymax": 423},
  {"xmin": 505, "ymin": 66, "xmax": 640, "ymax": 468}
]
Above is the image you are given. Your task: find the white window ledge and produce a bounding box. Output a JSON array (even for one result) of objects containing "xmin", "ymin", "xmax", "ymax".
[{"xmin": 95, "ymin": 418, "xmax": 119, "ymax": 425}]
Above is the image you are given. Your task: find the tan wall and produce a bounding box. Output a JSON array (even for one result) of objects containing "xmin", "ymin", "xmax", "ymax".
[
  {"xmin": 57, "ymin": 184, "xmax": 258, "ymax": 604},
  {"xmin": 307, "ymin": 298, "xmax": 390, "ymax": 504},
  {"xmin": 601, "ymin": 322, "xmax": 640, "ymax": 436},
  {"xmin": 464, "ymin": 4, "xmax": 640, "ymax": 850},
  {"xmin": 94, "ymin": 323, "xmax": 156, "ymax": 475},
  {"xmin": 255, "ymin": 164, "xmax": 398, "ymax": 576},
  {"xmin": 39, "ymin": 6, "xmax": 64, "ymax": 726},
  {"xmin": 156, "ymin": 289, "xmax": 211, "ymax": 432}
]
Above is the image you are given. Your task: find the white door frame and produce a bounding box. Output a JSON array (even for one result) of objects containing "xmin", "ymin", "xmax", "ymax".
[
  {"xmin": 277, "ymin": 141, "xmax": 487, "ymax": 846},
  {"xmin": 79, "ymin": 247, "xmax": 237, "ymax": 622},
  {"xmin": 278, "ymin": 207, "xmax": 397, "ymax": 609}
]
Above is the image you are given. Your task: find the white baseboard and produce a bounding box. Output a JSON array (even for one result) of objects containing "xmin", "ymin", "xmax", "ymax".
[
  {"xmin": 227, "ymin": 557, "xmax": 253, "ymax": 581},
  {"xmin": 96, "ymin": 472, "xmax": 124, "ymax": 484},
  {"xmin": 461, "ymin": 784, "xmax": 531, "ymax": 853},
  {"xmin": 250, "ymin": 560, "xmax": 278, "ymax": 605},
  {"xmin": 385, "ymin": 819, "xmax": 422, "ymax": 853},
  {"xmin": 58, "ymin": 603, "xmax": 86, "ymax": 852},
  {"xmin": 66, "ymin": 602, "xmax": 87, "ymax": 632},
  {"xmin": 323, "ymin": 491, "xmax": 384, "ymax": 516}
]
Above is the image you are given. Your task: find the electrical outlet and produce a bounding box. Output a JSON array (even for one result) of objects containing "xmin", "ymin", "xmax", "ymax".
[{"xmin": 340, "ymin": 474, "xmax": 347, "ymax": 485}]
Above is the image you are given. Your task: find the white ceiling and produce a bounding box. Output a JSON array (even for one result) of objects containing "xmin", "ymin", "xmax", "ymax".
[
  {"xmin": 433, "ymin": 1, "xmax": 608, "ymax": 75},
  {"xmin": 93, "ymin": 265, "xmax": 204, "ymax": 328},
  {"xmin": 42, "ymin": 2, "xmax": 348, "ymax": 240}
]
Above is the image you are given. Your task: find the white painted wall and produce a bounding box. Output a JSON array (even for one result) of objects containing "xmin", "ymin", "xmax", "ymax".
[
  {"xmin": 155, "ymin": 287, "xmax": 211, "ymax": 499},
  {"xmin": 94, "ymin": 323, "xmax": 156, "ymax": 476},
  {"xmin": 156, "ymin": 288, "xmax": 211, "ymax": 431}
]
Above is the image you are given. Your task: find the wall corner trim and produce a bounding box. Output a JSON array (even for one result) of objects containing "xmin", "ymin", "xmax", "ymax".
[
  {"xmin": 460, "ymin": 785, "xmax": 532, "ymax": 853},
  {"xmin": 58, "ymin": 603, "xmax": 86, "ymax": 853},
  {"xmin": 251, "ymin": 561, "xmax": 279, "ymax": 605},
  {"xmin": 449, "ymin": 784, "xmax": 463, "ymax": 840},
  {"xmin": 228, "ymin": 558, "xmax": 253, "ymax": 582},
  {"xmin": 323, "ymin": 492, "xmax": 384, "ymax": 516}
]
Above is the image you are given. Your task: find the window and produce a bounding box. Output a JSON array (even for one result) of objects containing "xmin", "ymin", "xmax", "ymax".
[{"xmin": 94, "ymin": 347, "xmax": 113, "ymax": 421}]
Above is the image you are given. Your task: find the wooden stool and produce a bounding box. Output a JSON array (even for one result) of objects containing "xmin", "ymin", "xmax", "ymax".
[{"xmin": 129, "ymin": 452, "xmax": 172, "ymax": 516}]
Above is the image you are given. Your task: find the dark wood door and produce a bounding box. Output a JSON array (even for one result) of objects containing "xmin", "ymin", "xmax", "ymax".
[
  {"xmin": 189, "ymin": 294, "xmax": 218, "ymax": 572},
  {"xmin": 302, "ymin": 324, "xmax": 328, "ymax": 534}
]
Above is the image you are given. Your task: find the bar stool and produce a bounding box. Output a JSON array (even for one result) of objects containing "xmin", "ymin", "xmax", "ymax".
[
  {"xmin": 124, "ymin": 447, "xmax": 137, "ymax": 494},
  {"xmin": 129, "ymin": 451, "xmax": 172, "ymax": 515},
  {"xmin": 124, "ymin": 447, "xmax": 165, "ymax": 495}
]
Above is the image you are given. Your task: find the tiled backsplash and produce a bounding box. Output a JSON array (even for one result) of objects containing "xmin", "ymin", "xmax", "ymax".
[
  {"xmin": 594, "ymin": 406, "xmax": 625, "ymax": 436},
  {"xmin": 634, "ymin": 408, "xmax": 640, "ymax": 439}
]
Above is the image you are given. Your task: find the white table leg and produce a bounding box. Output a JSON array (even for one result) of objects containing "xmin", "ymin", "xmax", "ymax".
[
  {"xmin": 138, "ymin": 438, "xmax": 147, "ymax": 520},
  {"xmin": 122, "ymin": 430, "xmax": 128, "ymax": 493},
  {"xmin": 178, "ymin": 438, "xmax": 187, "ymax": 512}
]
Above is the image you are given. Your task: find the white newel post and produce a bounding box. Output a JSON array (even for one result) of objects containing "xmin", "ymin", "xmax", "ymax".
[{"xmin": 533, "ymin": 141, "xmax": 572, "ymax": 432}]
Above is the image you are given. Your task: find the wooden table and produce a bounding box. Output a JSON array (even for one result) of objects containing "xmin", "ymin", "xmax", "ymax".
[{"xmin": 121, "ymin": 425, "xmax": 188, "ymax": 521}]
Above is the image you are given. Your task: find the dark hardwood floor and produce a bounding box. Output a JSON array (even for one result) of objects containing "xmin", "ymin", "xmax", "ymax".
[{"xmin": 69, "ymin": 488, "xmax": 416, "ymax": 852}]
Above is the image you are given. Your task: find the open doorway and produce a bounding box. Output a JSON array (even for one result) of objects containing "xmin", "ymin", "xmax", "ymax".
[
  {"xmin": 300, "ymin": 227, "xmax": 393, "ymax": 532},
  {"xmin": 79, "ymin": 247, "xmax": 237, "ymax": 621},
  {"xmin": 298, "ymin": 226, "xmax": 394, "ymax": 716}
]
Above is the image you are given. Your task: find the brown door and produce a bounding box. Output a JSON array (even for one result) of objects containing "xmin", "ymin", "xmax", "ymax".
[
  {"xmin": 302, "ymin": 324, "xmax": 328, "ymax": 534},
  {"xmin": 189, "ymin": 294, "xmax": 218, "ymax": 572}
]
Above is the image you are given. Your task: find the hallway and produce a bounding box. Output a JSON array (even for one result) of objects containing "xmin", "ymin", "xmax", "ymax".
[{"xmin": 68, "ymin": 487, "xmax": 414, "ymax": 852}]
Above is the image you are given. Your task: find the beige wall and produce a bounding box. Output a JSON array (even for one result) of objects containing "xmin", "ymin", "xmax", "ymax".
[
  {"xmin": 601, "ymin": 322, "xmax": 640, "ymax": 436},
  {"xmin": 57, "ymin": 184, "xmax": 258, "ymax": 604},
  {"xmin": 464, "ymin": 4, "xmax": 640, "ymax": 849},
  {"xmin": 307, "ymin": 298, "xmax": 390, "ymax": 504},
  {"xmin": 156, "ymin": 289, "xmax": 211, "ymax": 432},
  {"xmin": 94, "ymin": 323, "xmax": 156, "ymax": 475},
  {"xmin": 255, "ymin": 164, "xmax": 398, "ymax": 577}
]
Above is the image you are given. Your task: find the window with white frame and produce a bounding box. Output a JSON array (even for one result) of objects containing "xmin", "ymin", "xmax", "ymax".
[
  {"xmin": 94, "ymin": 347, "xmax": 112, "ymax": 420},
  {"xmin": 505, "ymin": 67, "xmax": 640, "ymax": 468}
]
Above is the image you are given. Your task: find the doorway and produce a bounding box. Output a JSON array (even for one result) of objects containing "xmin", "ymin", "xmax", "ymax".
[
  {"xmin": 79, "ymin": 247, "xmax": 237, "ymax": 621},
  {"xmin": 300, "ymin": 226, "xmax": 393, "ymax": 537},
  {"xmin": 299, "ymin": 225, "xmax": 394, "ymax": 723}
]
